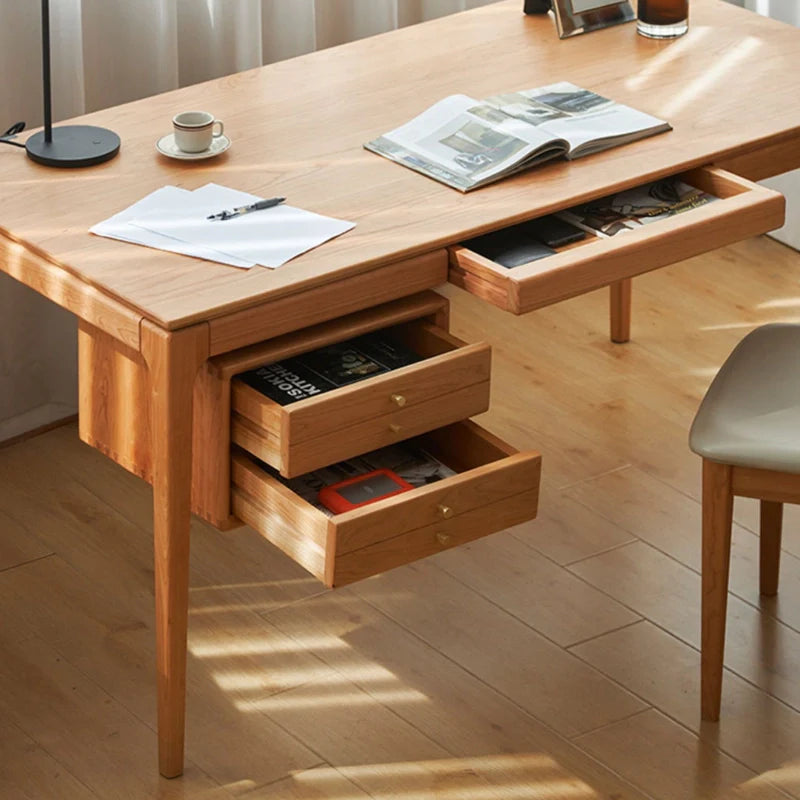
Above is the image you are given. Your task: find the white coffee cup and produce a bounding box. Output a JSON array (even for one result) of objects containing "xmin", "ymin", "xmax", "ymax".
[{"xmin": 172, "ymin": 111, "xmax": 224, "ymax": 153}]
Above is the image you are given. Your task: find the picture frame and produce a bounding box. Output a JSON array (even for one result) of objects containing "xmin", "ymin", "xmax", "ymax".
[{"xmin": 524, "ymin": 0, "xmax": 635, "ymax": 39}]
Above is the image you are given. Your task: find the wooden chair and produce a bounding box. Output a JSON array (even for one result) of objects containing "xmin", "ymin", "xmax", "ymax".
[{"xmin": 689, "ymin": 323, "xmax": 800, "ymax": 721}]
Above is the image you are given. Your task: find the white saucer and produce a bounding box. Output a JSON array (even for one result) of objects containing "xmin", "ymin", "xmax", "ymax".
[{"xmin": 156, "ymin": 132, "xmax": 231, "ymax": 160}]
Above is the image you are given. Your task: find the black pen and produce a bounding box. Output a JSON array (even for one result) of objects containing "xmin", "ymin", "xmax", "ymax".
[{"xmin": 207, "ymin": 196, "xmax": 286, "ymax": 221}]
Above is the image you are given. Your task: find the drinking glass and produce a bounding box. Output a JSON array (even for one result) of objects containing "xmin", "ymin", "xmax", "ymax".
[{"xmin": 637, "ymin": 0, "xmax": 688, "ymax": 38}]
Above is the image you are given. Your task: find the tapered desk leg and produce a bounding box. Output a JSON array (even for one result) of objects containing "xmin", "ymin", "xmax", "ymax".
[
  {"xmin": 610, "ymin": 278, "xmax": 632, "ymax": 343},
  {"xmin": 142, "ymin": 321, "xmax": 209, "ymax": 778}
]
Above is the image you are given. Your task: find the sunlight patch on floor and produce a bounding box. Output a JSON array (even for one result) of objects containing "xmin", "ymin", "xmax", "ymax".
[{"xmin": 238, "ymin": 687, "xmax": 428, "ymax": 711}]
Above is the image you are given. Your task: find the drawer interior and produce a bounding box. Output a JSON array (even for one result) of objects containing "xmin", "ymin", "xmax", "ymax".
[
  {"xmin": 448, "ymin": 166, "xmax": 785, "ymax": 314},
  {"xmin": 230, "ymin": 318, "xmax": 491, "ymax": 477},
  {"xmin": 231, "ymin": 420, "xmax": 541, "ymax": 587}
]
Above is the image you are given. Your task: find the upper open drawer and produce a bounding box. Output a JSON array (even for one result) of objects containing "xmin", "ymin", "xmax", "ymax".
[
  {"xmin": 231, "ymin": 319, "xmax": 491, "ymax": 478},
  {"xmin": 447, "ymin": 167, "xmax": 785, "ymax": 314}
]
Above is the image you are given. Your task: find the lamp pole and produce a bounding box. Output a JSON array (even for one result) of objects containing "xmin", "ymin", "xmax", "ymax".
[
  {"xmin": 26, "ymin": 0, "xmax": 121, "ymax": 167},
  {"xmin": 42, "ymin": 0, "xmax": 53, "ymax": 143}
]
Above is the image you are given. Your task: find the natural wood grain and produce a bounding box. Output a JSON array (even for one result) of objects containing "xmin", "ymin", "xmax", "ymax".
[
  {"xmin": 141, "ymin": 320, "xmax": 210, "ymax": 777},
  {"xmin": 354, "ymin": 560, "xmax": 648, "ymax": 738},
  {"xmin": 3, "ymin": 235, "xmax": 800, "ymax": 796},
  {"xmin": 571, "ymin": 621, "xmax": 800, "ymax": 786},
  {"xmin": 760, "ymin": 500, "xmax": 783, "ymax": 597},
  {"xmin": 0, "ymin": 235, "xmax": 141, "ymax": 350},
  {"xmin": 610, "ymin": 278, "xmax": 632, "ymax": 344},
  {"xmin": 574, "ymin": 708, "xmax": 789, "ymax": 800},
  {"xmin": 434, "ymin": 531, "xmax": 640, "ymax": 648},
  {"xmin": 210, "ymin": 291, "xmax": 449, "ymax": 380},
  {"xmin": 732, "ymin": 466, "xmax": 800, "ymax": 504},
  {"xmin": 715, "ymin": 133, "xmax": 800, "ymax": 182},
  {"xmin": 703, "ymin": 464, "xmax": 734, "ymax": 726},
  {"xmin": 449, "ymin": 167, "xmax": 785, "ymax": 314},
  {"xmin": 207, "ymin": 252, "xmax": 448, "ymax": 354},
  {"xmin": 231, "ymin": 420, "xmax": 541, "ymax": 588},
  {"xmin": 230, "ymin": 320, "xmax": 492, "ymax": 476},
  {"xmin": 1, "ymin": 0, "xmax": 798, "ymax": 330},
  {"xmin": 80, "ymin": 294, "xmax": 452, "ymax": 528},
  {"xmin": 265, "ymin": 590, "xmax": 650, "ymax": 800}
]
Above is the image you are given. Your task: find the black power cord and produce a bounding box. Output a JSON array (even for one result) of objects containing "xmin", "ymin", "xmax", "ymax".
[{"xmin": 1, "ymin": 121, "xmax": 26, "ymax": 148}]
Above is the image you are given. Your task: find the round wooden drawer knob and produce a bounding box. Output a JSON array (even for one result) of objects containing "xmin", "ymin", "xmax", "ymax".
[
  {"xmin": 437, "ymin": 504, "xmax": 454, "ymax": 520},
  {"xmin": 389, "ymin": 423, "xmax": 402, "ymax": 433},
  {"xmin": 436, "ymin": 532, "xmax": 451, "ymax": 546},
  {"xmin": 391, "ymin": 394, "xmax": 407, "ymax": 407}
]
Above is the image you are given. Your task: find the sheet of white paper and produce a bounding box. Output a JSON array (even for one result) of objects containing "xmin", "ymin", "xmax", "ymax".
[
  {"xmin": 90, "ymin": 186, "xmax": 255, "ymax": 269},
  {"xmin": 130, "ymin": 183, "xmax": 355, "ymax": 269}
]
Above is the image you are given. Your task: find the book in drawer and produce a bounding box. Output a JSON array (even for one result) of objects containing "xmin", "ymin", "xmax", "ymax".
[
  {"xmin": 231, "ymin": 319, "xmax": 491, "ymax": 477},
  {"xmin": 231, "ymin": 420, "xmax": 541, "ymax": 588}
]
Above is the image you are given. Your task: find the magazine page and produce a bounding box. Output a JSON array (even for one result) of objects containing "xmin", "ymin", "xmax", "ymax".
[
  {"xmin": 556, "ymin": 177, "xmax": 718, "ymax": 237},
  {"xmin": 365, "ymin": 94, "xmax": 566, "ymax": 191},
  {"xmin": 488, "ymin": 82, "xmax": 670, "ymax": 159}
]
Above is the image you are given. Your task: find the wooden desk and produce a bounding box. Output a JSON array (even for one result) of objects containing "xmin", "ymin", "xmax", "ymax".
[{"xmin": 1, "ymin": 0, "xmax": 799, "ymax": 778}]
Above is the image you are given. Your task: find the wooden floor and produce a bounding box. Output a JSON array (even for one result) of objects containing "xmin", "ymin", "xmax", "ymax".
[{"xmin": 2, "ymin": 235, "xmax": 800, "ymax": 800}]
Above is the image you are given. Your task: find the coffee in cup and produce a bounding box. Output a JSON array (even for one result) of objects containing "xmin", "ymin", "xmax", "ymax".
[{"xmin": 172, "ymin": 111, "xmax": 224, "ymax": 153}]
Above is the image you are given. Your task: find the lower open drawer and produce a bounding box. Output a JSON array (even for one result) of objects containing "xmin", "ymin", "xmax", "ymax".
[
  {"xmin": 231, "ymin": 420, "xmax": 541, "ymax": 587},
  {"xmin": 448, "ymin": 166, "xmax": 785, "ymax": 314}
]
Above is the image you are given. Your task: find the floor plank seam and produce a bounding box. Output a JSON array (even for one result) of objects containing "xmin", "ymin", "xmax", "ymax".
[
  {"xmin": 353, "ymin": 582, "xmax": 641, "ymax": 741},
  {"xmin": 639, "ymin": 617, "xmax": 800, "ymax": 719},
  {"xmin": 430, "ymin": 558, "xmax": 644, "ymax": 653},
  {"xmin": 562, "ymin": 532, "xmax": 800, "ymax": 642},
  {"xmin": 5, "ymin": 714, "xmax": 103, "ymax": 800},
  {"xmin": 560, "ymin": 537, "xmax": 641, "ymax": 569},
  {"xmin": 564, "ymin": 619, "xmax": 644, "ymax": 651},
  {"xmin": 568, "ymin": 706, "xmax": 653, "ymax": 742},
  {"xmin": 564, "ymin": 635, "xmax": 800, "ymax": 793},
  {"xmin": 554, "ymin": 463, "xmax": 633, "ymax": 493},
  {"xmin": 350, "ymin": 589, "xmax": 660, "ymax": 800},
  {"xmin": 0, "ymin": 551, "xmax": 56, "ymax": 575}
]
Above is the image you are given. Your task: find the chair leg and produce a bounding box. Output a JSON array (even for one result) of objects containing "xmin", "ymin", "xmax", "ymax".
[
  {"xmin": 701, "ymin": 459, "xmax": 734, "ymax": 722},
  {"xmin": 759, "ymin": 500, "xmax": 783, "ymax": 596},
  {"xmin": 610, "ymin": 278, "xmax": 632, "ymax": 343}
]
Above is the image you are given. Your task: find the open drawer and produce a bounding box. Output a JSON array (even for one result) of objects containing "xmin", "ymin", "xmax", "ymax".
[
  {"xmin": 448, "ymin": 166, "xmax": 785, "ymax": 314},
  {"xmin": 231, "ymin": 320, "xmax": 491, "ymax": 478},
  {"xmin": 231, "ymin": 420, "xmax": 541, "ymax": 587}
]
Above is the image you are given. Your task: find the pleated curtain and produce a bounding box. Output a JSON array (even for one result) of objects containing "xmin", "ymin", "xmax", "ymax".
[{"xmin": 2, "ymin": 0, "xmax": 498, "ymax": 127}]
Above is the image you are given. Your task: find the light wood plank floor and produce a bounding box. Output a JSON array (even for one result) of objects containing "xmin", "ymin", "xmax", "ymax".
[{"xmin": 2, "ymin": 235, "xmax": 800, "ymax": 799}]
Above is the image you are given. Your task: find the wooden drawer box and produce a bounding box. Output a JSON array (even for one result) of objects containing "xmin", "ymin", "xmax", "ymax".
[
  {"xmin": 79, "ymin": 291, "xmax": 464, "ymax": 528},
  {"xmin": 231, "ymin": 420, "xmax": 541, "ymax": 587},
  {"xmin": 231, "ymin": 320, "xmax": 491, "ymax": 478},
  {"xmin": 448, "ymin": 166, "xmax": 785, "ymax": 314}
]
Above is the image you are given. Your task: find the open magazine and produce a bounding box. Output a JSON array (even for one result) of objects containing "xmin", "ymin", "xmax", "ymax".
[
  {"xmin": 365, "ymin": 82, "xmax": 671, "ymax": 192},
  {"xmin": 556, "ymin": 178, "xmax": 717, "ymax": 237}
]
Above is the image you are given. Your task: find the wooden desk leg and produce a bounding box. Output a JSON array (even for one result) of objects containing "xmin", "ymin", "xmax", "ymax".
[
  {"xmin": 609, "ymin": 278, "xmax": 632, "ymax": 343},
  {"xmin": 700, "ymin": 458, "xmax": 734, "ymax": 722},
  {"xmin": 142, "ymin": 320, "xmax": 209, "ymax": 778}
]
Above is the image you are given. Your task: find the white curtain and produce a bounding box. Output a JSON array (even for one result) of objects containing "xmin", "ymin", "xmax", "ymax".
[{"xmin": 0, "ymin": 0, "xmax": 497, "ymax": 441}]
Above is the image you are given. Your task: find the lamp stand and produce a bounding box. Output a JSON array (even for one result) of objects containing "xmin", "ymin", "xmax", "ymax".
[{"xmin": 25, "ymin": 0, "xmax": 120, "ymax": 168}]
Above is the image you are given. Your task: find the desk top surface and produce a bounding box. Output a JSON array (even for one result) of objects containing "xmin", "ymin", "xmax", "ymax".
[{"xmin": 2, "ymin": 0, "xmax": 799, "ymax": 331}]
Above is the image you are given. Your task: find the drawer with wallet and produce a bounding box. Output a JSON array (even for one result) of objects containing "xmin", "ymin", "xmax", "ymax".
[{"xmin": 448, "ymin": 166, "xmax": 785, "ymax": 313}]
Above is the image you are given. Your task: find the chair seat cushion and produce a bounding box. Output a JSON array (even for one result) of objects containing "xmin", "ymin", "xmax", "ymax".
[{"xmin": 689, "ymin": 323, "xmax": 800, "ymax": 473}]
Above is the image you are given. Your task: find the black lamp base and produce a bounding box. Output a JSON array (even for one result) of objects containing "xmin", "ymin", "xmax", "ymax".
[{"xmin": 26, "ymin": 124, "xmax": 120, "ymax": 168}]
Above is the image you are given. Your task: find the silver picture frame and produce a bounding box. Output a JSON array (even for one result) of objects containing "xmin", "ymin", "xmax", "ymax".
[{"xmin": 552, "ymin": 0, "xmax": 635, "ymax": 39}]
